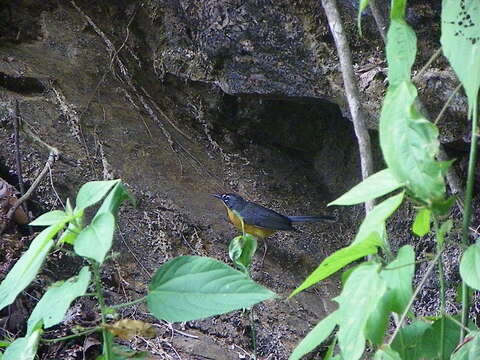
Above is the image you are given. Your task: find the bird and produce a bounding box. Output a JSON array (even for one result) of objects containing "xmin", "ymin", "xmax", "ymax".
[{"xmin": 212, "ymin": 193, "xmax": 335, "ymax": 239}]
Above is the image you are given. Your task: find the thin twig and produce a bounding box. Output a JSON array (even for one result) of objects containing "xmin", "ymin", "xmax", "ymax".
[
  {"xmin": 387, "ymin": 250, "xmax": 443, "ymax": 345},
  {"xmin": 0, "ymin": 151, "xmax": 59, "ymax": 235},
  {"xmin": 413, "ymin": 48, "xmax": 442, "ymax": 84},
  {"xmin": 368, "ymin": 0, "xmax": 387, "ymax": 41},
  {"xmin": 435, "ymin": 83, "xmax": 463, "ymax": 125},
  {"xmin": 321, "ymin": 0, "xmax": 374, "ymax": 213}
]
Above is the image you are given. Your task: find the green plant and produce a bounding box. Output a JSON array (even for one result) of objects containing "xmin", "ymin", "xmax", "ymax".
[
  {"xmin": 0, "ymin": 180, "xmax": 275, "ymax": 359},
  {"xmin": 289, "ymin": 0, "xmax": 480, "ymax": 359}
]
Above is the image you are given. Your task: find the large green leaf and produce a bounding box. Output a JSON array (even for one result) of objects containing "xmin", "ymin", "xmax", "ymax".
[
  {"xmin": 75, "ymin": 180, "xmax": 119, "ymax": 211},
  {"xmin": 289, "ymin": 237, "xmax": 380, "ymax": 297},
  {"xmin": 381, "ymin": 245, "xmax": 415, "ymax": 315},
  {"xmin": 329, "ymin": 169, "xmax": 402, "ymax": 206},
  {"xmin": 421, "ymin": 316, "xmax": 461, "ymax": 359},
  {"xmin": 386, "ymin": 19, "xmax": 417, "ymax": 86},
  {"xmin": 391, "ymin": 320, "xmax": 431, "ymax": 360},
  {"xmin": 2, "ymin": 327, "xmax": 42, "ymax": 360},
  {"xmin": 379, "ymin": 81, "xmax": 449, "ymax": 205},
  {"xmin": 451, "ymin": 332, "xmax": 480, "ymax": 360},
  {"xmin": 352, "ymin": 192, "xmax": 404, "ymax": 246},
  {"xmin": 460, "ymin": 244, "xmax": 480, "ymax": 290},
  {"xmin": 0, "ymin": 222, "xmax": 66, "ymax": 310},
  {"xmin": 366, "ymin": 245, "xmax": 415, "ymax": 346},
  {"xmin": 335, "ymin": 263, "xmax": 386, "ymax": 360},
  {"xmin": 74, "ymin": 213, "xmax": 115, "ymax": 264},
  {"xmin": 289, "ymin": 311, "xmax": 338, "ymax": 360},
  {"xmin": 147, "ymin": 256, "xmax": 275, "ymax": 322},
  {"xmin": 27, "ymin": 267, "xmax": 91, "ymax": 334},
  {"xmin": 441, "ymin": 0, "xmax": 480, "ymax": 119}
]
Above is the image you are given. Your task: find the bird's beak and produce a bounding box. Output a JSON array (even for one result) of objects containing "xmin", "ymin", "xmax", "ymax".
[{"xmin": 211, "ymin": 194, "xmax": 222, "ymax": 199}]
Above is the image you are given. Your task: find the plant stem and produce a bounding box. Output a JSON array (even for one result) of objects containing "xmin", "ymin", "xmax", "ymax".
[
  {"xmin": 109, "ymin": 296, "xmax": 146, "ymax": 309},
  {"xmin": 41, "ymin": 327, "xmax": 101, "ymax": 343},
  {"xmin": 460, "ymin": 103, "xmax": 478, "ymax": 340},
  {"xmin": 387, "ymin": 250, "xmax": 443, "ymax": 345},
  {"xmin": 249, "ymin": 308, "xmax": 257, "ymax": 360},
  {"xmin": 93, "ymin": 262, "xmax": 112, "ymax": 360},
  {"xmin": 434, "ymin": 217, "xmax": 446, "ymax": 360}
]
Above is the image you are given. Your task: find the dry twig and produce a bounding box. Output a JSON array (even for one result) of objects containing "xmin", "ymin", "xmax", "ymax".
[{"xmin": 321, "ymin": 0, "xmax": 374, "ymax": 213}]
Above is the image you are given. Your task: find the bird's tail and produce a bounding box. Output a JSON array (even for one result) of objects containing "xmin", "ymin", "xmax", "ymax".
[{"xmin": 288, "ymin": 215, "xmax": 336, "ymax": 223}]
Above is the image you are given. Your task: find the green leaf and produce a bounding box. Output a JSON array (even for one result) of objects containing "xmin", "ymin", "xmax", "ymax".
[
  {"xmin": 335, "ymin": 263, "xmax": 386, "ymax": 360},
  {"xmin": 2, "ymin": 327, "xmax": 42, "ymax": 360},
  {"xmin": 29, "ymin": 210, "xmax": 68, "ymax": 226},
  {"xmin": 74, "ymin": 213, "xmax": 115, "ymax": 264},
  {"xmin": 352, "ymin": 192, "xmax": 404, "ymax": 246},
  {"xmin": 357, "ymin": 0, "xmax": 369, "ymax": 36},
  {"xmin": 147, "ymin": 256, "xmax": 275, "ymax": 322},
  {"xmin": 0, "ymin": 222, "xmax": 66, "ymax": 311},
  {"xmin": 329, "ymin": 169, "xmax": 402, "ymax": 206},
  {"xmin": 412, "ymin": 208, "xmax": 431, "ymax": 236},
  {"xmin": 289, "ymin": 237, "xmax": 380, "ymax": 297},
  {"xmin": 229, "ymin": 234, "xmax": 257, "ymax": 273},
  {"xmin": 58, "ymin": 222, "xmax": 81, "ymax": 245},
  {"xmin": 289, "ymin": 311, "xmax": 338, "ymax": 360},
  {"xmin": 366, "ymin": 245, "xmax": 415, "ymax": 346},
  {"xmin": 386, "ymin": 19, "xmax": 417, "ymax": 86},
  {"xmin": 381, "ymin": 245, "xmax": 415, "ymax": 315},
  {"xmin": 391, "ymin": 320, "xmax": 431, "ymax": 360},
  {"xmin": 421, "ymin": 316, "xmax": 461, "ymax": 359},
  {"xmin": 441, "ymin": 0, "xmax": 480, "ymax": 119},
  {"xmin": 75, "ymin": 180, "xmax": 119, "ymax": 211},
  {"xmin": 379, "ymin": 81, "xmax": 448, "ymax": 205},
  {"xmin": 27, "ymin": 266, "xmax": 91, "ymax": 334},
  {"xmin": 390, "ymin": 0, "xmax": 407, "ymax": 19},
  {"xmin": 451, "ymin": 332, "xmax": 480, "ymax": 360},
  {"xmin": 374, "ymin": 347, "xmax": 402, "ymax": 360},
  {"xmin": 94, "ymin": 182, "xmax": 135, "ymax": 220},
  {"xmin": 460, "ymin": 244, "xmax": 480, "ymax": 290}
]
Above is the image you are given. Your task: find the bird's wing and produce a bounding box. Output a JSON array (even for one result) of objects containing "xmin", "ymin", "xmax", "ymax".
[{"xmin": 241, "ymin": 203, "xmax": 294, "ymax": 230}]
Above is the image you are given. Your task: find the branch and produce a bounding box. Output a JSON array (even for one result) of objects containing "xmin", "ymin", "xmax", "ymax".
[{"xmin": 321, "ymin": 0, "xmax": 375, "ymax": 213}]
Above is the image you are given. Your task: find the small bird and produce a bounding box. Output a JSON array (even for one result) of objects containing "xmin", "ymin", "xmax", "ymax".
[{"xmin": 212, "ymin": 193, "xmax": 335, "ymax": 239}]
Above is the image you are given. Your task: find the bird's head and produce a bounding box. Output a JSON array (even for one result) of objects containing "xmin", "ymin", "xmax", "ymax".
[{"xmin": 211, "ymin": 193, "xmax": 246, "ymax": 211}]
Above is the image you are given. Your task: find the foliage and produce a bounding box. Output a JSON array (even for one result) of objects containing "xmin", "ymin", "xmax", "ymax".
[
  {"xmin": 288, "ymin": 0, "xmax": 480, "ymax": 358},
  {"xmin": 0, "ymin": 180, "xmax": 275, "ymax": 359}
]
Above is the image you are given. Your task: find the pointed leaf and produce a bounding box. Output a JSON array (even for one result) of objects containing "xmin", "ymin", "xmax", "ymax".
[
  {"xmin": 289, "ymin": 237, "xmax": 380, "ymax": 297},
  {"xmin": 352, "ymin": 192, "xmax": 404, "ymax": 246},
  {"xmin": 335, "ymin": 263, "xmax": 386, "ymax": 360},
  {"xmin": 357, "ymin": 0, "xmax": 369, "ymax": 36},
  {"xmin": 329, "ymin": 169, "xmax": 402, "ymax": 206},
  {"xmin": 75, "ymin": 180, "xmax": 119, "ymax": 211},
  {"xmin": 29, "ymin": 210, "xmax": 68, "ymax": 227},
  {"xmin": 460, "ymin": 244, "xmax": 480, "ymax": 290},
  {"xmin": 74, "ymin": 213, "xmax": 115, "ymax": 264},
  {"xmin": 0, "ymin": 222, "xmax": 66, "ymax": 310},
  {"xmin": 386, "ymin": 19, "xmax": 417, "ymax": 86},
  {"xmin": 421, "ymin": 316, "xmax": 461, "ymax": 359},
  {"xmin": 289, "ymin": 311, "xmax": 338, "ymax": 360},
  {"xmin": 147, "ymin": 256, "xmax": 275, "ymax": 322},
  {"xmin": 94, "ymin": 181, "xmax": 135, "ymax": 220},
  {"xmin": 27, "ymin": 267, "xmax": 91, "ymax": 334}
]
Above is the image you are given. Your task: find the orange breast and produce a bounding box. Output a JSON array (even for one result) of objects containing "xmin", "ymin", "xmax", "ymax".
[{"xmin": 226, "ymin": 208, "xmax": 276, "ymax": 239}]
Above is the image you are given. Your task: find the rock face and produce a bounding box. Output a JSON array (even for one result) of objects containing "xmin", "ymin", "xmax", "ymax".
[{"xmin": 0, "ymin": 0, "xmax": 472, "ymax": 358}]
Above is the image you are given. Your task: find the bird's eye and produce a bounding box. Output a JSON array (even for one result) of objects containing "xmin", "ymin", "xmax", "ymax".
[{"xmin": 222, "ymin": 194, "xmax": 230, "ymax": 203}]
